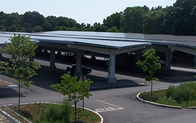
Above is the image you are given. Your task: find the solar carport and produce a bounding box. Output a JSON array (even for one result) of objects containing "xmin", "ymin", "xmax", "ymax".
[
  {"xmin": 0, "ymin": 31, "xmax": 151, "ymax": 83},
  {"xmin": 1, "ymin": 31, "xmax": 196, "ymax": 83}
]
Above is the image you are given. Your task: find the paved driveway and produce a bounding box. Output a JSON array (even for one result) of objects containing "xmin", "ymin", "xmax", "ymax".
[{"xmin": 0, "ymin": 56, "xmax": 196, "ymax": 123}]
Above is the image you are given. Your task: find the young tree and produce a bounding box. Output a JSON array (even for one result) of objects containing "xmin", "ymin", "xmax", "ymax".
[
  {"xmin": 50, "ymin": 73, "xmax": 93, "ymax": 123},
  {"xmin": 136, "ymin": 48, "xmax": 161, "ymax": 99},
  {"xmin": 0, "ymin": 34, "xmax": 41, "ymax": 112}
]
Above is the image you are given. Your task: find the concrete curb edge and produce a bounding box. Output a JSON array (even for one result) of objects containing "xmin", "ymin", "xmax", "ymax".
[
  {"xmin": 0, "ymin": 108, "xmax": 19, "ymax": 123},
  {"xmin": 137, "ymin": 91, "xmax": 182, "ymax": 109},
  {"xmin": 77, "ymin": 106, "xmax": 104, "ymax": 123},
  {"xmin": 187, "ymin": 106, "xmax": 196, "ymax": 109}
]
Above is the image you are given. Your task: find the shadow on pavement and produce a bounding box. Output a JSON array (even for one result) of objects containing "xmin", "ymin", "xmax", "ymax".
[
  {"xmin": 0, "ymin": 87, "xmax": 26, "ymax": 98},
  {"xmin": 30, "ymin": 66, "xmax": 63, "ymax": 90},
  {"xmin": 158, "ymin": 69, "xmax": 196, "ymax": 83},
  {"xmin": 1, "ymin": 54, "xmax": 196, "ymax": 93},
  {"xmin": 30, "ymin": 65, "xmax": 146, "ymax": 91},
  {"xmin": 87, "ymin": 74, "xmax": 145, "ymax": 91}
]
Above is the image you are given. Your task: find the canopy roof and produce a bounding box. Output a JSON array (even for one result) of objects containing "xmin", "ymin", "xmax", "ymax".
[{"xmin": 0, "ymin": 31, "xmax": 196, "ymax": 49}]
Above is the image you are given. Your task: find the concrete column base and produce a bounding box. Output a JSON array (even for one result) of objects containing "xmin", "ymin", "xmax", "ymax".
[
  {"xmin": 107, "ymin": 77, "xmax": 117, "ymax": 83},
  {"xmin": 0, "ymin": 53, "xmax": 3, "ymax": 59},
  {"xmin": 164, "ymin": 66, "xmax": 171, "ymax": 70},
  {"xmin": 91, "ymin": 56, "xmax": 96, "ymax": 62},
  {"xmin": 29, "ymin": 57, "xmax": 34, "ymax": 62},
  {"xmin": 48, "ymin": 67, "xmax": 56, "ymax": 72},
  {"xmin": 194, "ymin": 55, "xmax": 196, "ymax": 66},
  {"xmin": 165, "ymin": 48, "xmax": 171, "ymax": 69},
  {"xmin": 74, "ymin": 71, "xmax": 83, "ymax": 77}
]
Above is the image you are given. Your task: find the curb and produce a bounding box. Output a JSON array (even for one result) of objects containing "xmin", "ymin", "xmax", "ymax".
[
  {"xmin": 0, "ymin": 108, "xmax": 20, "ymax": 123},
  {"xmin": 77, "ymin": 106, "xmax": 104, "ymax": 123},
  {"xmin": 137, "ymin": 91, "xmax": 182, "ymax": 109},
  {"xmin": 187, "ymin": 106, "xmax": 196, "ymax": 109}
]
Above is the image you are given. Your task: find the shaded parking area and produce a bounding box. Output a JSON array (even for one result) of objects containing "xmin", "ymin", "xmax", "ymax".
[
  {"xmin": 0, "ymin": 54, "xmax": 196, "ymax": 123},
  {"xmin": 1, "ymin": 53, "xmax": 196, "ymax": 93}
]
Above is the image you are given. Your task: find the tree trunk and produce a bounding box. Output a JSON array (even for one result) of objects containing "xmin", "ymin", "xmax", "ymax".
[
  {"xmin": 18, "ymin": 82, "xmax": 20, "ymax": 113},
  {"xmin": 75, "ymin": 102, "xmax": 77, "ymax": 123},
  {"xmin": 151, "ymin": 80, "xmax": 153, "ymax": 100}
]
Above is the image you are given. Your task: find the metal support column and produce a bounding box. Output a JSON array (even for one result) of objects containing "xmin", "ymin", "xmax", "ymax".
[
  {"xmin": 134, "ymin": 50, "xmax": 142, "ymax": 68},
  {"xmin": 107, "ymin": 54, "xmax": 117, "ymax": 83},
  {"xmin": 165, "ymin": 48, "xmax": 171, "ymax": 70},
  {"xmin": 91, "ymin": 52, "xmax": 96, "ymax": 62},
  {"xmin": 49, "ymin": 48, "xmax": 56, "ymax": 71},
  {"xmin": 75, "ymin": 50, "xmax": 82, "ymax": 77},
  {"xmin": 0, "ymin": 52, "xmax": 3, "ymax": 59}
]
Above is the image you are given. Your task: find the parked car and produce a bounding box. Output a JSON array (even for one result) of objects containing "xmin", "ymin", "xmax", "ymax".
[
  {"xmin": 66, "ymin": 64, "xmax": 92, "ymax": 74},
  {"xmin": 157, "ymin": 60, "xmax": 165, "ymax": 68}
]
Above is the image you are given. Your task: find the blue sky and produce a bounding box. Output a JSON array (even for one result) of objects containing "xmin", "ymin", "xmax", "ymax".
[{"xmin": 0, "ymin": 0, "xmax": 176, "ymax": 25}]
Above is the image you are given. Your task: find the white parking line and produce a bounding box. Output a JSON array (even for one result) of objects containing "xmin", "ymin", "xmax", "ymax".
[
  {"xmin": 95, "ymin": 99, "xmax": 123, "ymax": 113},
  {"xmin": 95, "ymin": 107, "xmax": 122, "ymax": 113}
]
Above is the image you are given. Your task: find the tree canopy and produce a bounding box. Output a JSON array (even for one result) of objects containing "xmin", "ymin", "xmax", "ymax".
[
  {"xmin": 0, "ymin": 34, "xmax": 41, "ymax": 112},
  {"xmin": 136, "ymin": 48, "xmax": 161, "ymax": 98},
  {"xmin": 0, "ymin": 0, "xmax": 196, "ymax": 35},
  {"xmin": 50, "ymin": 73, "xmax": 93, "ymax": 123}
]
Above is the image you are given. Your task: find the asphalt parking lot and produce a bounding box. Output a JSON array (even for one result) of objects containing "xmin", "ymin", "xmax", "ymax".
[{"xmin": 1, "ymin": 55, "xmax": 196, "ymax": 123}]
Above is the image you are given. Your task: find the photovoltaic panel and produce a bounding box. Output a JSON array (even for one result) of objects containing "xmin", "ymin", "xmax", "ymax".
[
  {"xmin": 0, "ymin": 31, "xmax": 150, "ymax": 50},
  {"xmin": 0, "ymin": 31, "xmax": 196, "ymax": 49}
]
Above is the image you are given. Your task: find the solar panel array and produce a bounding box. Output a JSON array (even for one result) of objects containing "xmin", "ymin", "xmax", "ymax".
[
  {"xmin": 0, "ymin": 31, "xmax": 151, "ymax": 50},
  {"xmin": 0, "ymin": 31, "xmax": 196, "ymax": 49}
]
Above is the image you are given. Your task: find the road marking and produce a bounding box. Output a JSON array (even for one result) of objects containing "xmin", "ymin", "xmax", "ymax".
[
  {"xmin": 138, "ymin": 82, "xmax": 145, "ymax": 85},
  {"xmin": 95, "ymin": 99, "xmax": 123, "ymax": 109},
  {"xmin": 95, "ymin": 107, "xmax": 122, "ymax": 113},
  {"xmin": 95, "ymin": 99, "xmax": 123, "ymax": 112},
  {"xmin": 0, "ymin": 81, "xmax": 13, "ymax": 85}
]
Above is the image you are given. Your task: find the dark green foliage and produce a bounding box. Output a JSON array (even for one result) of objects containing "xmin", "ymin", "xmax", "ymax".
[
  {"xmin": 136, "ymin": 48, "xmax": 161, "ymax": 82},
  {"xmin": 136, "ymin": 48, "xmax": 161, "ymax": 97},
  {"xmin": 39, "ymin": 99, "xmax": 72, "ymax": 123},
  {"xmin": 22, "ymin": 11, "xmax": 45, "ymax": 29},
  {"xmin": 33, "ymin": 26, "xmax": 43, "ymax": 32},
  {"xmin": 1, "ymin": 0, "xmax": 196, "ymax": 35},
  {"xmin": 50, "ymin": 73, "xmax": 93, "ymax": 123},
  {"xmin": 20, "ymin": 110, "xmax": 32, "ymax": 119},
  {"xmin": 103, "ymin": 12, "xmax": 122, "ymax": 30},
  {"xmin": 107, "ymin": 26, "xmax": 119, "ymax": 32},
  {"xmin": 50, "ymin": 73, "xmax": 93, "ymax": 102},
  {"xmin": 43, "ymin": 22, "xmax": 53, "ymax": 31},
  {"xmin": 166, "ymin": 86, "xmax": 175, "ymax": 98},
  {"xmin": 169, "ymin": 0, "xmax": 196, "ymax": 35},
  {"xmin": 0, "ymin": 34, "xmax": 41, "ymax": 86},
  {"xmin": 143, "ymin": 9, "xmax": 166, "ymax": 34},
  {"xmin": 140, "ymin": 92, "xmax": 158, "ymax": 102},
  {"xmin": 120, "ymin": 6, "xmax": 148, "ymax": 33},
  {"xmin": 0, "ymin": 34, "xmax": 41, "ymax": 112},
  {"xmin": 166, "ymin": 82, "xmax": 196, "ymax": 103},
  {"xmin": 8, "ymin": 26, "xmax": 18, "ymax": 32}
]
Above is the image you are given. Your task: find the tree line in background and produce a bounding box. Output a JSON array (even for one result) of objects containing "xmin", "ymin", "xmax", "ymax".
[{"xmin": 0, "ymin": 0, "xmax": 196, "ymax": 35}]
